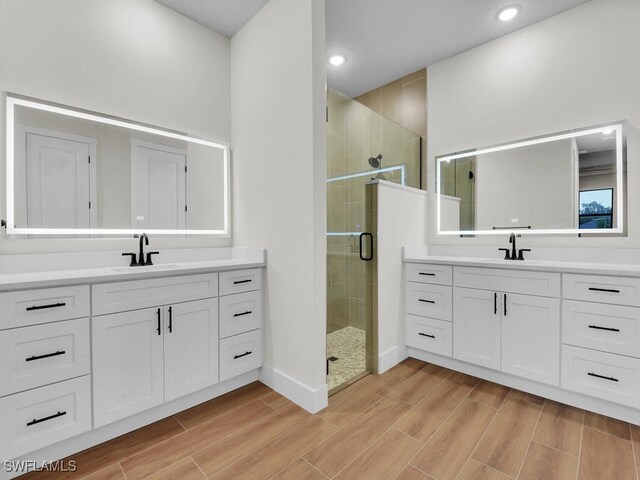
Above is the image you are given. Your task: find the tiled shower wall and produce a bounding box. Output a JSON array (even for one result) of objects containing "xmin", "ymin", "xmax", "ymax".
[{"xmin": 326, "ymin": 87, "xmax": 421, "ymax": 334}]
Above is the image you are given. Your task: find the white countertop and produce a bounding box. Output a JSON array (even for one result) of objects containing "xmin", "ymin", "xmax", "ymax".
[
  {"xmin": 0, "ymin": 249, "xmax": 266, "ymax": 292},
  {"xmin": 403, "ymin": 252, "xmax": 640, "ymax": 278}
]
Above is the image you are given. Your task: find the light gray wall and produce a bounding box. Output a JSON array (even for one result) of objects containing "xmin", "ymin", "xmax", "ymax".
[
  {"xmin": 427, "ymin": 0, "xmax": 640, "ymax": 248},
  {"xmin": 0, "ymin": 0, "xmax": 231, "ymax": 252}
]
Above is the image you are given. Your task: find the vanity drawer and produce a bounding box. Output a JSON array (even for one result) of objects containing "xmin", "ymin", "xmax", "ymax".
[
  {"xmin": 405, "ymin": 283, "xmax": 452, "ymax": 321},
  {"xmin": 0, "ymin": 318, "xmax": 90, "ymax": 397},
  {"xmin": 220, "ymin": 291, "xmax": 263, "ymax": 339},
  {"xmin": 454, "ymin": 267, "xmax": 560, "ymax": 298},
  {"xmin": 219, "ymin": 330, "xmax": 262, "ymax": 382},
  {"xmin": 0, "ymin": 285, "xmax": 90, "ymax": 330},
  {"xmin": 92, "ymin": 273, "xmax": 218, "ymax": 315},
  {"xmin": 562, "ymin": 300, "xmax": 640, "ymax": 358},
  {"xmin": 0, "ymin": 376, "xmax": 91, "ymax": 461},
  {"xmin": 406, "ymin": 314, "xmax": 452, "ymax": 357},
  {"xmin": 563, "ymin": 274, "xmax": 640, "ymax": 307},
  {"xmin": 219, "ymin": 268, "xmax": 262, "ymax": 296},
  {"xmin": 406, "ymin": 263, "xmax": 452, "ymax": 286},
  {"xmin": 561, "ymin": 345, "xmax": 640, "ymax": 408}
]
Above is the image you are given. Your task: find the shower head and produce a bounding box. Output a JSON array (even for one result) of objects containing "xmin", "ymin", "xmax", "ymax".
[{"xmin": 368, "ymin": 154, "xmax": 382, "ymax": 169}]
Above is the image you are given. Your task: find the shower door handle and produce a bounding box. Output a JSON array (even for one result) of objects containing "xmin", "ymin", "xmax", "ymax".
[{"xmin": 359, "ymin": 233, "xmax": 374, "ymax": 261}]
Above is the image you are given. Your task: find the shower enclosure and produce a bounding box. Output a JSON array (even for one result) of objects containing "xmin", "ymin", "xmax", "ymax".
[{"xmin": 326, "ymin": 89, "xmax": 422, "ymax": 394}]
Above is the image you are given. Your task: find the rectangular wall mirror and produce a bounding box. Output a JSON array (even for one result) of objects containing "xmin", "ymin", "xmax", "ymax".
[
  {"xmin": 5, "ymin": 96, "xmax": 229, "ymax": 236},
  {"xmin": 436, "ymin": 122, "xmax": 627, "ymax": 236}
]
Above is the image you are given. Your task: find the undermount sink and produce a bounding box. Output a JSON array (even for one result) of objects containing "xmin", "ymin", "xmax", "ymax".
[{"xmin": 110, "ymin": 264, "xmax": 181, "ymax": 273}]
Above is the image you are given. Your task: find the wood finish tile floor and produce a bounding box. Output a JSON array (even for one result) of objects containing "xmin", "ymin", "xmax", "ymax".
[{"xmin": 19, "ymin": 359, "xmax": 640, "ymax": 480}]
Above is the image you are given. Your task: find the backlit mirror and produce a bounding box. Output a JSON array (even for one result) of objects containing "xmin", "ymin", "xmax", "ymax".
[
  {"xmin": 6, "ymin": 96, "xmax": 229, "ymax": 236},
  {"xmin": 436, "ymin": 123, "xmax": 626, "ymax": 236}
]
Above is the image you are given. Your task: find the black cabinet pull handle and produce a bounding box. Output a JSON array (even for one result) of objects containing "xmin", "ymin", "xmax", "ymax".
[
  {"xmin": 359, "ymin": 232, "xmax": 374, "ymax": 261},
  {"xmin": 26, "ymin": 350, "xmax": 66, "ymax": 362},
  {"xmin": 418, "ymin": 299, "xmax": 435, "ymax": 304},
  {"xmin": 26, "ymin": 302, "xmax": 66, "ymax": 312},
  {"xmin": 418, "ymin": 272, "xmax": 436, "ymax": 276},
  {"xmin": 234, "ymin": 351, "xmax": 252, "ymax": 359},
  {"xmin": 588, "ymin": 325, "xmax": 620, "ymax": 332},
  {"xmin": 494, "ymin": 292, "xmax": 497, "ymax": 315},
  {"xmin": 168, "ymin": 306, "xmax": 173, "ymax": 333},
  {"xmin": 27, "ymin": 411, "xmax": 66, "ymax": 426},
  {"xmin": 156, "ymin": 308, "xmax": 161, "ymax": 336},
  {"xmin": 503, "ymin": 293, "xmax": 507, "ymax": 316},
  {"xmin": 233, "ymin": 279, "xmax": 252, "ymax": 285},
  {"xmin": 588, "ymin": 287, "xmax": 620, "ymax": 293},
  {"xmin": 588, "ymin": 372, "xmax": 619, "ymax": 382},
  {"xmin": 234, "ymin": 311, "xmax": 252, "ymax": 317},
  {"xmin": 419, "ymin": 333, "xmax": 435, "ymax": 339}
]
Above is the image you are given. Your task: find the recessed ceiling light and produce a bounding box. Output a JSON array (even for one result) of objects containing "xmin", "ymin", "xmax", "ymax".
[
  {"xmin": 602, "ymin": 128, "xmax": 615, "ymax": 135},
  {"xmin": 497, "ymin": 5, "xmax": 520, "ymax": 22},
  {"xmin": 328, "ymin": 55, "xmax": 346, "ymax": 66}
]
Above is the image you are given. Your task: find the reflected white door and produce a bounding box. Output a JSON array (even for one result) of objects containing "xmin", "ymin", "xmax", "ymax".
[
  {"xmin": 23, "ymin": 132, "xmax": 92, "ymax": 229},
  {"xmin": 131, "ymin": 141, "xmax": 186, "ymax": 230}
]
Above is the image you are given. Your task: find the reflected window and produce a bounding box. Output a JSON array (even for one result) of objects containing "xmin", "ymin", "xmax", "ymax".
[{"xmin": 579, "ymin": 189, "xmax": 613, "ymax": 229}]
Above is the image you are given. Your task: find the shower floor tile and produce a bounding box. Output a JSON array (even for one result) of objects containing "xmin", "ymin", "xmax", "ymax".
[{"xmin": 327, "ymin": 326, "xmax": 367, "ymax": 391}]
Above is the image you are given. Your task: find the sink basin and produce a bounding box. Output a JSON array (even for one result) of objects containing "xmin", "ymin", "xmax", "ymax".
[{"xmin": 111, "ymin": 264, "xmax": 181, "ymax": 273}]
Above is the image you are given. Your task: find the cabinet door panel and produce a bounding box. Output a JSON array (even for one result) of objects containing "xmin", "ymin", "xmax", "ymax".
[
  {"xmin": 92, "ymin": 308, "xmax": 164, "ymax": 427},
  {"xmin": 453, "ymin": 287, "xmax": 501, "ymax": 370},
  {"xmin": 502, "ymin": 294, "xmax": 560, "ymax": 385},
  {"xmin": 164, "ymin": 299, "xmax": 219, "ymax": 401}
]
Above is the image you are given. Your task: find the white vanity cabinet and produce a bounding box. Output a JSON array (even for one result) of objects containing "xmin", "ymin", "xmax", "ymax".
[
  {"xmin": 404, "ymin": 259, "xmax": 640, "ymax": 425},
  {"xmin": 452, "ymin": 268, "xmax": 561, "ymax": 385}
]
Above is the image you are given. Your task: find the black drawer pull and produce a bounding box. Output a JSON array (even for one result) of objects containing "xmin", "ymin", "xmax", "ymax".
[
  {"xmin": 588, "ymin": 287, "xmax": 620, "ymax": 293},
  {"xmin": 26, "ymin": 302, "xmax": 66, "ymax": 312},
  {"xmin": 588, "ymin": 372, "xmax": 619, "ymax": 382},
  {"xmin": 419, "ymin": 333, "xmax": 435, "ymax": 339},
  {"xmin": 156, "ymin": 308, "xmax": 161, "ymax": 336},
  {"xmin": 26, "ymin": 350, "xmax": 66, "ymax": 362},
  {"xmin": 233, "ymin": 279, "xmax": 252, "ymax": 285},
  {"xmin": 27, "ymin": 410, "xmax": 66, "ymax": 426},
  {"xmin": 418, "ymin": 273, "xmax": 436, "ymax": 276},
  {"xmin": 588, "ymin": 325, "xmax": 620, "ymax": 333},
  {"xmin": 168, "ymin": 306, "xmax": 173, "ymax": 333},
  {"xmin": 418, "ymin": 299, "xmax": 435, "ymax": 304},
  {"xmin": 233, "ymin": 311, "xmax": 253, "ymax": 317},
  {"xmin": 234, "ymin": 351, "xmax": 252, "ymax": 359}
]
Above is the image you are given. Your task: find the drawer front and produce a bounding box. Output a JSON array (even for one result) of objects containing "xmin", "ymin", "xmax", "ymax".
[
  {"xmin": 0, "ymin": 318, "xmax": 90, "ymax": 397},
  {"xmin": 406, "ymin": 283, "xmax": 452, "ymax": 321},
  {"xmin": 92, "ymin": 273, "xmax": 218, "ymax": 315},
  {"xmin": 562, "ymin": 300, "xmax": 640, "ymax": 358},
  {"xmin": 219, "ymin": 268, "xmax": 262, "ymax": 296},
  {"xmin": 219, "ymin": 330, "xmax": 262, "ymax": 382},
  {"xmin": 454, "ymin": 267, "xmax": 560, "ymax": 298},
  {"xmin": 0, "ymin": 285, "xmax": 90, "ymax": 330},
  {"xmin": 561, "ymin": 345, "xmax": 640, "ymax": 408},
  {"xmin": 406, "ymin": 314, "xmax": 452, "ymax": 357},
  {"xmin": 0, "ymin": 376, "xmax": 91, "ymax": 460},
  {"xmin": 220, "ymin": 291, "xmax": 263, "ymax": 339},
  {"xmin": 406, "ymin": 263, "xmax": 452, "ymax": 286},
  {"xmin": 563, "ymin": 274, "xmax": 640, "ymax": 307}
]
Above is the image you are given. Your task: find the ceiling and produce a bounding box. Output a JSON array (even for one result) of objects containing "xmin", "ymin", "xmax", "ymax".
[
  {"xmin": 156, "ymin": 0, "xmax": 591, "ymax": 97},
  {"xmin": 327, "ymin": 0, "xmax": 591, "ymax": 97},
  {"xmin": 156, "ymin": 0, "xmax": 269, "ymax": 38}
]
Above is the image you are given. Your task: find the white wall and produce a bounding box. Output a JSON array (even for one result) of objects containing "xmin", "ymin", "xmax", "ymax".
[
  {"xmin": 376, "ymin": 181, "xmax": 428, "ymax": 372},
  {"xmin": 427, "ymin": 0, "xmax": 640, "ymax": 249},
  {"xmin": 231, "ymin": 0, "xmax": 327, "ymax": 412},
  {"xmin": 0, "ymin": 0, "xmax": 231, "ymax": 253}
]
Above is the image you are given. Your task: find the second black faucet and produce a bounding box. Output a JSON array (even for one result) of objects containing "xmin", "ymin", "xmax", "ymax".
[
  {"xmin": 122, "ymin": 233, "xmax": 159, "ymax": 266},
  {"xmin": 498, "ymin": 233, "xmax": 531, "ymax": 261}
]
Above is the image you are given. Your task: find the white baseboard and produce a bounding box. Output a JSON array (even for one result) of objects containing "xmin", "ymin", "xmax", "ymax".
[
  {"xmin": 259, "ymin": 365, "xmax": 328, "ymax": 414},
  {"xmin": 377, "ymin": 345, "xmax": 408, "ymax": 374},
  {"xmin": 2, "ymin": 371, "xmax": 259, "ymax": 480}
]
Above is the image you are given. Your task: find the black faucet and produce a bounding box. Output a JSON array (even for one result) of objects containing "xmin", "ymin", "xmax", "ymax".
[
  {"xmin": 122, "ymin": 233, "xmax": 159, "ymax": 266},
  {"xmin": 498, "ymin": 233, "xmax": 531, "ymax": 261}
]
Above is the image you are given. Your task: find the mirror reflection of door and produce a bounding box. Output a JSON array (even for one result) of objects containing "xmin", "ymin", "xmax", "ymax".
[
  {"xmin": 15, "ymin": 126, "xmax": 97, "ymax": 230},
  {"xmin": 131, "ymin": 140, "xmax": 187, "ymax": 230}
]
